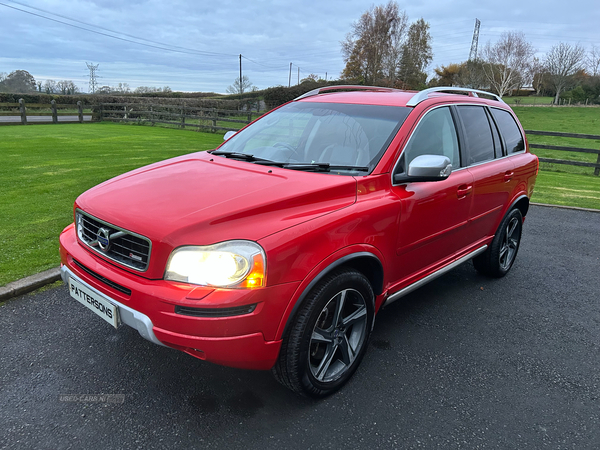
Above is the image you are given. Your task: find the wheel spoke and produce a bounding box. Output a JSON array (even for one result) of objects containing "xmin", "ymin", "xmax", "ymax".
[
  {"xmin": 314, "ymin": 344, "xmax": 337, "ymax": 381},
  {"xmin": 338, "ymin": 334, "xmax": 356, "ymax": 366},
  {"xmin": 507, "ymin": 219, "xmax": 518, "ymax": 239},
  {"xmin": 332, "ymin": 290, "xmax": 347, "ymax": 327},
  {"xmin": 311, "ymin": 327, "xmax": 333, "ymax": 344},
  {"xmin": 342, "ymin": 304, "xmax": 367, "ymax": 328}
]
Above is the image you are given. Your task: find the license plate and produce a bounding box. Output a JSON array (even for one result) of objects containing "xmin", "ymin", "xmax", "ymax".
[{"xmin": 68, "ymin": 277, "xmax": 120, "ymax": 328}]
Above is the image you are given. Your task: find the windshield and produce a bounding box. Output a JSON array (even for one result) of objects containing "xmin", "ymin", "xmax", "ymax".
[{"xmin": 216, "ymin": 102, "xmax": 410, "ymax": 174}]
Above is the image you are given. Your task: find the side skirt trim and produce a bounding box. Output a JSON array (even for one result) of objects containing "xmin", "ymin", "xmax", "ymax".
[{"xmin": 384, "ymin": 245, "xmax": 488, "ymax": 307}]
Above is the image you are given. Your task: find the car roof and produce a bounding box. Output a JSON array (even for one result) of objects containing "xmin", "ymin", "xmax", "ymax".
[{"xmin": 295, "ymin": 86, "xmax": 506, "ymax": 108}]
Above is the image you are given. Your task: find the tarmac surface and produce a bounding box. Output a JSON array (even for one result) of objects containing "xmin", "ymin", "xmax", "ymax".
[{"xmin": 1, "ymin": 205, "xmax": 599, "ymax": 449}]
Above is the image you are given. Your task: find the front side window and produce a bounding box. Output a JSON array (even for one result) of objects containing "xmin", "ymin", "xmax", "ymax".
[
  {"xmin": 218, "ymin": 102, "xmax": 410, "ymax": 174},
  {"xmin": 401, "ymin": 106, "xmax": 460, "ymax": 170}
]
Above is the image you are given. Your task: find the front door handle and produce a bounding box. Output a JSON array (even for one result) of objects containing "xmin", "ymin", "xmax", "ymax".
[{"xmin": 504, "ymin": 171, "xmax": 514, "ymax": 182}]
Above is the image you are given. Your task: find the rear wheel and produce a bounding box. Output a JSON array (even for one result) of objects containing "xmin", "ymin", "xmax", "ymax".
[
  {"xmin": 272, "ymin": 269, "xmax": 374, "ymax": 398},
  {"xmin": 473, "ymin": 208, "xmax": 523, "ymax": 277}
]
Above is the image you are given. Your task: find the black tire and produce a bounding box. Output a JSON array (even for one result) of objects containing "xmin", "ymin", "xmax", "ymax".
[
  {"xmin": 473, "ymin": 208, "xmax": 523, "ymax": 278},
  {"xmin": 272, "ymin": 269, "xmax": 374, "ymax": 398}
]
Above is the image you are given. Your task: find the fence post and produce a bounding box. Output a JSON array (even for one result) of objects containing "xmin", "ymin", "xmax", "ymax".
[
  {"xmin": 100, "ymin": 103, "xmax": 104, "ymax": 122},
  {"xmin": 51, "ymin": 100, "xmax": 58, "ymax": 123},
  {"xmin": 150, "ymin": 106, "xmax": 154, "ymax": 126},
  {"xmin": 77, "ymin": 101, "xmax": 83, "ymax": 123},
  {"xmin": 247, "ymin": 112, "xmax": 252, "ymax": 123},
  {"xmin": 19, "ymin": 98, "xmax": 27, "ymax": 125},
  {"xmin": 181, "ymin": 104, "xmax": 185, "ymax": 129},
  {"xmin": 595, "ymin": 152, "xmax": 600, "ymax": 176},
  {"xmin": 211, "ymin": 108, "xmax": 217, "ymax": 133}
]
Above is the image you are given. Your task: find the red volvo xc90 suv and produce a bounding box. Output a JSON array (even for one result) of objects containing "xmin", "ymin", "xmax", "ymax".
[{"xmin": 60, "ymin": 86, "xmax": 538, "ymax": 397}]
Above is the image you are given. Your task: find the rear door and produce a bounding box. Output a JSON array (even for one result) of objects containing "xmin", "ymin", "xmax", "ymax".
[{"xmin": 455, "ymin": 105, "xmax": 518, "ymax": 241}]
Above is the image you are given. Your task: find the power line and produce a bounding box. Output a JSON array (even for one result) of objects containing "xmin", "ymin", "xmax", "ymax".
[{"xmin": 0, "ymin": 1, "xmax": 237, "ymax": 58}]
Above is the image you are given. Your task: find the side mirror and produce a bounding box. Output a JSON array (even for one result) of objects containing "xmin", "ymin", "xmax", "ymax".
[
  {"xmin": 394, "ymin": 154, "xmax": 452, "ymax": 183},
  {"xmin": 224, "ymin": 131, "xmax": 236, "ymax": 141}
]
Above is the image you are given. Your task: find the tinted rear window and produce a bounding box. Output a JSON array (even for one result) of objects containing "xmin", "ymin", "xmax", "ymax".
[
  {"xmin": 491, "ymin": 108, "xmax": 525, "ymax": 153},
  {"xmin": 457, "ymin": 105, "xmax": 495, "ymax": 165}
]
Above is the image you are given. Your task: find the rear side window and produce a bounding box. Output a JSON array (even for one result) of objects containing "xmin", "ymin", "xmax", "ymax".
[
  {"xmin": 457, "ymin": 105, "xmax": 495, "ymax": 165},
  {"xmin": 490, "ymin": 108, "xmax": 525, "ymax": 153}
]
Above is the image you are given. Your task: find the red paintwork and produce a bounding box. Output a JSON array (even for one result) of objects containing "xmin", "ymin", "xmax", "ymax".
[{"xmin": 59, "ymin": 91, "xmax": 539, "ymax": 370}]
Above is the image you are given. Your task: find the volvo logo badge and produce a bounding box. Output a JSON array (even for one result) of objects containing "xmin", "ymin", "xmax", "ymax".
[{"xmin": 97, "ymin": 228, "xmax": 111, "ymax": 251}]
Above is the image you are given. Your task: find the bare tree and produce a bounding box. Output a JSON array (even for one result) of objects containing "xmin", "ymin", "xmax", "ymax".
[
  {"xmin": 226, "ymin": 75, "xmax": 255, "ymax": 95},
  {"xmin": 341, "ymin": 1, "xmax": 409, "ymax": 86},
  {"xmin": 545, "ymin": 42, "xmax": 586, "ymax": 104},
  {"xmin": 587, "ymin": 44, "xmax": 600, "ymax": 77},
  {"xmin": 482, "ymin": 31, "xmax": 534, "ymax": 98},
  {"xmin": 56, "ymin": 80, "xmax": 79, "ymax": 95},
  {"xmin": 0, "ymin": 72, "xmax": 7, "ymax": 83}
]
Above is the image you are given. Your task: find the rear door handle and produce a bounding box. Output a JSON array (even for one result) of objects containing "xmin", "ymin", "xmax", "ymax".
[
  {"xmin": 457, "ymin": 184, "xmax": 472, "ymax": 198},
  {"xmin": 504, "ymin": 171, "xmax": 514, "ymax": 182}
]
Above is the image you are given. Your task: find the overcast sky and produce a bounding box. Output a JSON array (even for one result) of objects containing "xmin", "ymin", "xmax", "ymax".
[{"xmin": 1, "ymin": 0, "xmax": 598, "ymax": 93}]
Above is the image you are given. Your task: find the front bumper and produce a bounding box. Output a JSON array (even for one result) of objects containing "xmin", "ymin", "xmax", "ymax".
[{"xmin": 60, "ymin": 223, "xmax": 296, "ymax": 370}]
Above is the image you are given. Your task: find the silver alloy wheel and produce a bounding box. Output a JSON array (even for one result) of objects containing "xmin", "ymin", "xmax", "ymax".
[
  {"xmin": 308, "ymin": 288, "xmax": 368, "ymax": 383},
  {"xmin": 499, "ymin": 216, "xmax": 520, "ymax": 271}
]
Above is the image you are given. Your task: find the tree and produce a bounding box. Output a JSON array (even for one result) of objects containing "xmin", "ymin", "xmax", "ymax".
[
  {"xmin": 114, "ymin": 82, "xmax": 130, "ymax": 94},
  {"xmin": 44, "ymin": 79, "xmax": 57, "ymax": 94},
  {"xmin": 226, "ymin": 75, "xmax": 255, "ymax": 95},
  {"xmin": 0, "ymin": 70, "xmax": 37, "ymax": 93},
  {"xmin": 398, "ymin": 18, "xmax": 432, "ymax": 89},
  {"xmin": 341, "ymin": 1, "xmax": 408, "ymax": 86},
  {"xmin": 56, "ymin": 80, "xmax": 79, "ymax": 95},
  {"xmin": 482, "ymin": 32, "xmax": 534, "ymax": 98},
  {"xmin": 587, "ymin": 44, "xmax": 600, "ymax": 77},
  {"xmin": 430, "ymin": 63, "xmax": 462, "ymax": 86},
  {"xmin": 545, "ymin": 42, "xmax": 586, "ymax": 104}
]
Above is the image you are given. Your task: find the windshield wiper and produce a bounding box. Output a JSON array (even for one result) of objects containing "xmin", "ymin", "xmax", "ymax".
[
  {"xmin": 272, "ymin": 162, "xmax": 370, "ymax": 172},
  {"xmin": 209, "ymin": 150, "xmax": 276, "ymax": 164}
]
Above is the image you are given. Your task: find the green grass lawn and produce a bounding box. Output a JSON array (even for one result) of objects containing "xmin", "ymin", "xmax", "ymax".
[
  {"xmin": 512, "ymin": 106, "xmax": 600, "ymax": 208},
  {"xmin": 0, "ymin": 122, "xmax": 223, "ymax": 286}
]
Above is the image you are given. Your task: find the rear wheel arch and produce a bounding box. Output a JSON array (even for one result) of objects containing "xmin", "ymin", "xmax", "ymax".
[{"xmin": 511, "ymin": 195, "xmax": 529, "ymax": 218}]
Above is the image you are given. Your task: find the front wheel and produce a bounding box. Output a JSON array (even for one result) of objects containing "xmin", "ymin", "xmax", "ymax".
[
  {"xmin": 272, "ymin": 269, "xmax": 374, "ymax": 398},
  {"xmin": 473, "ymin": 208, "xmax": 523, "ymax": 277}
]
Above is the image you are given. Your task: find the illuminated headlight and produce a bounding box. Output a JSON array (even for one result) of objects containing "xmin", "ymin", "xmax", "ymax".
[{"xmin": 164, "ymin": 241, "xmax": 266, "ymax": 288}]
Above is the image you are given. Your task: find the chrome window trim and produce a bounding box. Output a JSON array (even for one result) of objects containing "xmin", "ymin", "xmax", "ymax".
[{"xmin": 76, "ymin": 209, "xmax": 152, "ymax": 272}]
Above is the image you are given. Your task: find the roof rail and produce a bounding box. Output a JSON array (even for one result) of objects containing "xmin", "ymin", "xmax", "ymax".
[
  {"xmin": 295, "ymin": 85, "xmax": 398, "ymax": 101},
  {"xmin": 406, "ymin": 87, "xmax": 505, "ymax": 107}
]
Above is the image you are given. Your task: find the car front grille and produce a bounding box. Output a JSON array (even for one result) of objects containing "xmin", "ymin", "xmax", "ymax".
[{"xmin": 76, "ymin": 210, "xmax": 151, "ymax": 271}]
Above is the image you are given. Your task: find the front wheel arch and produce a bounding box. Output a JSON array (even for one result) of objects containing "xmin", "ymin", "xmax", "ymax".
[{"xmin": 279, "ymin": 252, "xmax": 383, "ymax": 340}]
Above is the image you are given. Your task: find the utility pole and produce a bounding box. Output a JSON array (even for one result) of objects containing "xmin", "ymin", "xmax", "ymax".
[
  {"xmin": 86, "ymin": 62, "xmax": 99, "ymax": 94},
  {"xmin": 289, "ymin": 63, "xmax": 292, "ymax": 88},
  {"xmin": 297, "ymin": 67, "xmax": 299, "ymax": 85}
]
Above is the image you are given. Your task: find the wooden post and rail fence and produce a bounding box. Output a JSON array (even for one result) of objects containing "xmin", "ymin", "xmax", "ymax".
[
  {"xmin": 0, "ymin": 99, "xmax": 88, "ymax": 124},
  {"xmin": 2, "ymin": 99, "xmax": 599, "ymax": 176},
  {"xmin": 98, "ymin": 102, "xmax": 259, "ymax": 133}
]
